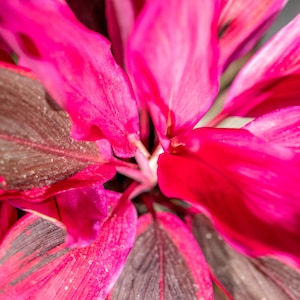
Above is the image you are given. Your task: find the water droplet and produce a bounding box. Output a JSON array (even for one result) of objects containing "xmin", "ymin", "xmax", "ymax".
[{"xmin": 205, "ymin": 233, "xmax": 212, "ymax": 239}]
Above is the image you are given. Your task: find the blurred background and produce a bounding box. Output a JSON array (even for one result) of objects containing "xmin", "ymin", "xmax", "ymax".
[{"xmin": 262, "ymin": 0, "xmax": 300, "ymax": 44}]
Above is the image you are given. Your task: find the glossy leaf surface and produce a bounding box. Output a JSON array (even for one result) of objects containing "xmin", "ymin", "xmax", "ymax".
[
  {"xmin": 189, "ymin": 214, "xmax": 300, "ymax": 300},
  {"xmin": 127, "ymin": 0, "xmax": 220, "ymax": 148},
  {"xmin": 10, "ymin": 185, "xmax": 109, "ymax": 248},
  {"xmin": 105, "ymin": 0, "xmax": 145, "ymax": 66},
  {"xmin": 108, "ymin": 212, "xmax": 213, "ymax": 300},
  {"xmin": 0, "ymin": 191, "xmax": 137, "ymax": 299},
  {"xmin": 0, "ymin": 65, "xmax": 115, "ymax": 198},
  {"xmin": 158, "ymin": 127, "xmax": 300, "ymax": 266},
  {"xmin": 244, "ymin": 106, "xmax": 300, "ymax": 152},
  {"xmin": 218, "ymin": 0, "xmax": 287, "ymax": 71},
  {"xmin": 221, "ymin": 14, "xmax": 300, "ymax": 118},
  {"xmin": 0, "ymin": 0, "xmax": 140, "ymax": 157}
]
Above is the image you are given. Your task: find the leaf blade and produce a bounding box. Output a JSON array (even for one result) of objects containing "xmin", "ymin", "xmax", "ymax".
[
  {"xmin": 158, "ymin": 127, "xmax": 300, "ymax": 266},
  {"xmin": 127, "ymin": 0, "xmax": 220, "ymax": 148},
  {"xmin": 189, "ymin": 214, "xmax": 300, "ymax": 300},
  {"xmin": 0, "ymin": 191, "xmax": 137, "ymax": 299},
  {"xmin": 0, "ymin": 0, "xmax": 140, "ymax": 157},
  {"xmin": 0, "ymin": 66, "xmax": 115, "ymax": 196},
  {"xmin": 109, "ymin": 212, "xmax": 213, "ymax": 300},
  {"xmin": 218, "ymin": 0, "xmax": 287, "ymax": 71},
  {"xmin": 221, "ymin": 14, "xmax": 300, "ymax": 117}
]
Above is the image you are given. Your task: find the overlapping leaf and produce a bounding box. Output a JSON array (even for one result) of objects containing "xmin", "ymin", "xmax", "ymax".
[
  {"xmin": 244, "ymin": 106, "xmax": 300, "ymax": 152},
  {"xmin": 158, "ymin": 127, "xmax": 300, "ymax": 266},
  {"xmin": 220, "ymin": 14, "xmax": 300, "ymax": 118},
  {"xmin": 105, "ymin": 0, "xmax": 146, "ymax": 66},
  {"xmin": 108, "ymin": 212, "xmax": 213, "ymax": 300},
  {"xmin": 0, "ymin": 0, "xmax": 140, "ymax": 157},
  {"xmin": 127, "ymin": 0, "xmax": 220, "ymax": 148},
  {"xmin": 218, "ymin": 0, "xmax": 287, "ymax": 71},
  {"xmin": 0, "ymin": 191, "xmax": 137, "ymax": 299},
  {"xmin": 9, "ymin": 185, "xmax": 109, "ymax": 248},
  {"xmin": 0, "ymin": 65, "xmax": 115, "ymax": 199},
  {"xmin": 189, "ymin": 214, "xmax": 300, "ymax": 300}
]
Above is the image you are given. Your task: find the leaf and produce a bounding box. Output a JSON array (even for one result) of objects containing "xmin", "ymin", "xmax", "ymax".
[
  {"xmin": 0, "ymin": 65, "xmax": 115, "ymax": 199},
  {"xmin": 189, "ymin": 214, "xmax": 300, "ymax": 300},
  {"xmin": 158, "ymin": 127, "xmax": 300, "ymax": 266},
  {"xmin": 0, "ymin": 0, "xmax": 140, "ymax": 157},
  {"xmin": 105, "ymin": 0, "xmax": 145, "ymax": 66},
  {"xmin": 0, "ymin": 191, "xmax": 137, "ymax": 299},
  {"xmin": 0, "ymin": 201, "xmax": 17, "ymax": 243},
  {"xmin": 10, "ymin": 184, "xmax": 109, "ymax": 248},
  {"xmin": 218, "ymin": 0, "xmax": 287, "ymax": 71},
  {"xmin": 244, "ymin": 106, "xmax": 300, "ymax": 152},
  {"xmin": 220, "ymin": 14, "xmax": 300, "ymax": 118},
  {"xmin": 108, "ymin": 212, "xmax": 213, "ymax": 300},
  {"xmin": 127, "ymin": 0, "xmax": 220, "ymax": 148}
]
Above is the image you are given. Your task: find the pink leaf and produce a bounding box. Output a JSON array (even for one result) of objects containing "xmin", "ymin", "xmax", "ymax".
[
  {"xmin": 0, "ymin": 201, "xmax": 17, "ymax": 243},
  {"xmin": 10, "ymin": 185, "xmax": 109, "ymax": 248},
  {"xmin": 108, "ymin": 212, "xmax": 213, "ymax": 300},
  {"xmin": 105, "ymin": 0, "xmax": 146, "ymax": 66},
  {"xmin": 127, "ymin": 0, "xmax": 220, "ymax": 148},
  {"xmin": 158, "ymin": 127, "xmax": 300, "ymax": 266},
  {"xmin": 244, "ymin": 106, "xmax": 300, "ymax": 152},
  {"xmin": 189, "ymin": 214, "xmax": 300, "ymax": 300},
  {"xmin": 0, "ymin": 0, "xmax": 140, "ymax": 157},
  {"xmin": 0, "ymin": 65, "xmax": 115, "ymax": 198},
  {"xmin": 0, "ymin": 191, "xmax": 137, "ymax": 299},
  {"xmin": 221, "ymin": 14, "xmax": 300, "ymax": 118},
  {"xmin": 218, "ymin": 0, "xmax": 287, "ymax": 71}
]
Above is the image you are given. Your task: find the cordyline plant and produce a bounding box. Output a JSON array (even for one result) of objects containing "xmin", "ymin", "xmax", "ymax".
[{"xmin": 0, "ymin": 0, "xmax": 300, "ymax": 299}]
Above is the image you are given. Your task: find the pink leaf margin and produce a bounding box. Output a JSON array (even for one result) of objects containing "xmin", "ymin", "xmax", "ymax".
[
  {"xmin": 0, "ymin": 191, "xmax": 137, "ymax": 299},
  {"xmin": 138, "ymin": 212, "xmax": 213, "ymax": 299},
  {"xmin": 219, "ymin": 0, "xmax": 287, "ymax": 71},
  {"xmin": 221, "ymin": 13, "xmax": 300, "ymax": 118},
  {"xmin": 127, "ymin": 0, "xmax": 220, "ymax": 148},
  {"xmin": 0, "ymin": 0, "xmax": 140, "ymax": 157}
]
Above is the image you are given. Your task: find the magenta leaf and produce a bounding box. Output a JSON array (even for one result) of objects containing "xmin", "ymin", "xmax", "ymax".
[
  {"xmin": 127, "ymin": 0, "xmax": 220, "ymax": 148},
  {"xmin": 105, "ymin": 0, "xmax": 145, "ymax": 66},
  {"xmin": 221, "ymin": 14, "xmax": 300, "ymax": 118},
  {"xmin": 0, "ymin": 201, "xmax": 17, "ymax": 243},
  {"xmin": 0, "ymin": 65, "xmax": 115, "ymax": 198},
  {"xmin": 0, "ymin": 191, "xmax": 137, "ymax": 299},
  {"xmin": 108, "ymin": 212, "xmax": 213, "ymax": 300},
  {"xmin": 219, "ymin": 0, "xmax": 287, "ymax": 71},
  {"xmin": 0, "ymin": 0, "xmax": 139, "ymax": 157},
  {"xmin": 10, "ymin": 185, "xmax": 109, "ymax": 248},
  {"xmin": 158, "ymin": 127, "xmax": 300, "ymax": 266},
  {"xmin": 244, "ymin": 106, "xmax": 300, "ymax": 152},
  {"xmin": 189, "ymin": 214, "xmax": 300, "ymax": 300}
]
